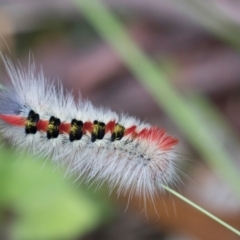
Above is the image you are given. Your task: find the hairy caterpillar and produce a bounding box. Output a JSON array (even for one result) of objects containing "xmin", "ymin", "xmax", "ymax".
[{"xmin": 0, "ymin": 57, "xmax": 179, "ymax": 199}]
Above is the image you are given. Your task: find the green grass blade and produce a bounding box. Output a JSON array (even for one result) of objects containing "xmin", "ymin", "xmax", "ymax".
[{"xmin": 163, "ymin": 185, "xmax": 240, "ymax": 236}]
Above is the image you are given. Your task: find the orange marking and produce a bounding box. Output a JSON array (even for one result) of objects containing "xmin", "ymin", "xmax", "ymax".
[
  {"xmin": 105, "ymin": 120, "xmax": 116, "ymax": 133},
  {"xmin": 0, "ymin": 114, "xmax": 26, "ymax": 127},
  {"xmin": 124, "ymin": 126, "xmax": 137, "ymax": 137},
  {"xmin": 59, "ymin": 122, "xmax": 71, "ymax": 134},
  {"xmin": 36, "ymin": 120, "xmax": 48, "ymax": 132},
  {"xmin": 83, "ymin": 121, "xmax": 93, "ymax": 134}
]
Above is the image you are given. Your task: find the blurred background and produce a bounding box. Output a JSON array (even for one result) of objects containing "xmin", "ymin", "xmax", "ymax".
[{"xmin": 0, "ymin": 0, "xmax": 240, "ymax": 239}]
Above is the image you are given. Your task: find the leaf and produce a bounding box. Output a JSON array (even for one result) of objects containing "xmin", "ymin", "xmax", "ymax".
[{"xmin": 0, "ymin": 146, "xmax": 114, "ymax": 240}]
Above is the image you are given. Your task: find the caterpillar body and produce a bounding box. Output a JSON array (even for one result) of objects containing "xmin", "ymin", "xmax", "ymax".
[{"xmin": 0, "ymin": 57, "xmax": 178, "ymax": 198}]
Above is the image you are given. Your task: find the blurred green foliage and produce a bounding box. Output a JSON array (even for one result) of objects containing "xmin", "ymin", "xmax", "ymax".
[{"xmin": 0, "ymin": 145, "xmax": 114, "ymax": 240}]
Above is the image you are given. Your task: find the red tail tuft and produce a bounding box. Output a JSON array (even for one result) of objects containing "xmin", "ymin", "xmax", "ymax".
[{"xmin": 137, "ymin": 127, "xmax": 178, "ymax": 150}]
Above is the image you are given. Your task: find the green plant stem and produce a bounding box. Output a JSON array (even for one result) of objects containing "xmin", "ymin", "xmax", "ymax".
[{"xmin": 163, "ymin": 185, "xmax": 240, "ymax": 236}]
